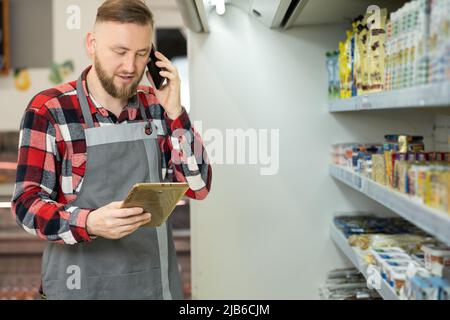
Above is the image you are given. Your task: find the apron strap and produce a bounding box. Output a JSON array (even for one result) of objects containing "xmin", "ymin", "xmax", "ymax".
[
  {"xmin": 138, "ymin": 98, "xmax": 148, "ymax": 122},
  {"xmin": 76, "ymin": 76, "xmax": 95, "ymax": 129}
]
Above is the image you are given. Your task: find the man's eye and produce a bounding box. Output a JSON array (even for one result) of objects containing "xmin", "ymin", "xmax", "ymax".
[{"xmin": 116, "ymin": 51, "xmax": 126, "ymax": 55}]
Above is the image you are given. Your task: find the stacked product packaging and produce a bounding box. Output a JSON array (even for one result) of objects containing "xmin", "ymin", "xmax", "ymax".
[
  {"xmin": 325, "ymin": 0, "xmax": 450, "ymax": 100},
  {"xmin": 331, "ymin": 134, "xmax": 450, "ymax": 214},
  {"xmin": 335, "ymin": 215, "xmax": 450, "ymax": 299},
  {"xmin": 320, "ymin": 268, "xmax": 382, "ymax": 300}
]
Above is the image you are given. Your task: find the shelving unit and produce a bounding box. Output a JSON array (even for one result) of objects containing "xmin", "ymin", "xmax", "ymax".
[
  {"xmin": 329, "ymin": 80, "xmax": 450, "ymax": 112},
  {"xmin": 330, "ymin": 164, "xmax": 450, "ymax": 245},
  {"xmin": 330, "ymin": 221, "xmax": 399, "ymax": 300}
]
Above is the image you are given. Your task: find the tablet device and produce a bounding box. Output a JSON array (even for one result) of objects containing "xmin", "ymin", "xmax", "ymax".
[{"xmin": 121, "ymin": 182, "xmax": 189, "ymax": 227}]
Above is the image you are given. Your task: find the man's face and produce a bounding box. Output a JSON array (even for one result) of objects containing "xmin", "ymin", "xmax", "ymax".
[{"xmin": 91, "ymin": 22, "xmax": 152, "ymax": 100}]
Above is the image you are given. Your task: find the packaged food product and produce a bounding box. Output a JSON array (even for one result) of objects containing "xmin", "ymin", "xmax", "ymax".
[
  {"xmin": 372, "ymin": 250, "xmax": 412, "ymax": 272},
  {"xmin": 440, "ymin": 278, "xmax": 450, "ymax": 300},
  {"xmin": 422, "ymin": 244, "xmax": 450, "ymax": 277},
  {"xmin": 331, "ymin": 138, "xmax": 448, "ymax": 213},
  {"xmin": 411, "ymin": 252, "xmax": 425, "ymax": 265},
  {"xmin": 388, "ymin": 267, "xmax": 408, "ymax": 291},
  {"xmin": 427, "ymin": 276, "xmax": 450, "ymax": 300},
  {"xmin": 339, "ymin": 41, "xmax": 349, "ymax": 98},
  {"xmin": 354, "ymin": 16, "xmax": 365, "ymax": 96},
  {"xmin": 360, "ymin": 26, "xmax": 369, "ymax": 93},
  {"xmin": 368, "ymin": 8, "xmax": 387, "ymax": 93},
  {"xmin": 369, "ymin": 234, "xmax": 435, "ymax": 253},
  {"xmin": 372, "ymin": 153, "xmax": 386, "ymax": 185},
  {"xmin": 429, "ymin": 0, "xmax": 450, "ymax": 82},
  {"xmin": 409, "ymin": 274, "xmax": 435, "ymax": 300},
  {"xmin": 326, "ymin": 51, "xmax": 340, "ymax": 100},
  {"xmin": 345, "ymin": 30, "xmax": 354, "ymax": 98},
  {"xmin": 372, "ymin": 247, "xmax": 406, "ymax": 254},
  {"xmin": 320, "ymin": 268, "xmax": 382, "ymax": 300}
]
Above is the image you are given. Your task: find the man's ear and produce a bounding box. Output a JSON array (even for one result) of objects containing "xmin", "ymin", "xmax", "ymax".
[{"xmin": 86, "ymin": 32, "xmax": 96, "ymax": 58}]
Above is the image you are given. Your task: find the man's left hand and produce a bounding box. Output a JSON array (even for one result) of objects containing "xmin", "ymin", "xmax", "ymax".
[{"xmin": 146, "ymin": 51, "xmax": 183, "ymax": 120}]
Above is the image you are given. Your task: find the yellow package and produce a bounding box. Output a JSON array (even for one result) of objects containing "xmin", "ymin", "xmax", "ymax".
[
  {"xmin": 416, "ymin": 166, "xmax": 429, "ymax": 203},
  {"xmin": 360, "ymin": 22, "xmax": 369, "ymax": 93},
  {"xmin": 338, "ymin": 41, "xmax": 348, "ymax": 99},
  {"xmin": 384, "ymin": 149, "xmax": 394, "ymax": 188},
  {"xmin": 428, "ymin": 169, "xmax": 439, "ymax": 209},
  {"xmin": 368, "ymin": 8, "xmax": 387, "ymax": 93},
  {"xmin": 372, "ymin": 154, "xmax": 386, "ymax": 185},
  {"xmin": 438, "ymin": 170, "xmax": 449, "ymax": 213},
  {"xmin": 424, "ymin": 168, "xmax": 433, "ymax": 206}
]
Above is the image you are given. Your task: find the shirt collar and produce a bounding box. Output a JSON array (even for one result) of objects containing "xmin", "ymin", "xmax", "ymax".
[{"xmin": 79, "ymin": 66, "xmax": 140, "ymax": 117}]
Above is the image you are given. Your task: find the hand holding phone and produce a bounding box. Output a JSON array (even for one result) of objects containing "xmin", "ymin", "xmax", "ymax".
[{"xmin": 147, "ymin": 44, "xmax": 166, "ymax": 90}]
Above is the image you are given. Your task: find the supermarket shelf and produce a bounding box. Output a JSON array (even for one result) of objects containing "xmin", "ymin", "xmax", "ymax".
[
  {"xmin": 330, "ymin": 164, "xmax": 450, "ymax": 245},
  {"xmin": 330, "ymin": 222, "xmax": 399, "ymax": 300},
  {"xmin": 329, "ymin": 81, "xmax": 450, "ymax": 112}
]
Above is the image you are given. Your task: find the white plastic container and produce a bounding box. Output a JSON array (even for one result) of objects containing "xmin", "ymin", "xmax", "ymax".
[{"xmin": 422, "ymin": 244, "xmax": 450, "ymax": 277}]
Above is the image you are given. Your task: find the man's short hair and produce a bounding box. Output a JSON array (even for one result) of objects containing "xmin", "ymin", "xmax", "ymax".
[{"xmin": 96, "ymin": 0, "xmax": 154, "ymax": 27}]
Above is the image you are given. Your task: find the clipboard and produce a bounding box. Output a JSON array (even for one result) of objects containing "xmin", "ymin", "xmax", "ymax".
[{"xmin": 120, "ymin": 182, "xmax": 189, "ymax": 227}]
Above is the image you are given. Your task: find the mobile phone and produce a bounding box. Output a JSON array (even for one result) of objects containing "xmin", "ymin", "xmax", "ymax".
[{"xmin": 147, "ymin": 44, "xmax": 166, "ymax": 89}]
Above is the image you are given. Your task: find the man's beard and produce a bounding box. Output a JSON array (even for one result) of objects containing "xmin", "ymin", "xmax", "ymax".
[{"xmin": 94, "ymin": 57, "xmax": 144, "ymax": 100}]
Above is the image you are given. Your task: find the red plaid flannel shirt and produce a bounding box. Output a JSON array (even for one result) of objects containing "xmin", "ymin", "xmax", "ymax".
[{"xmin": 11, "ymin": 66, "xmax": 212, "ymax": 244}]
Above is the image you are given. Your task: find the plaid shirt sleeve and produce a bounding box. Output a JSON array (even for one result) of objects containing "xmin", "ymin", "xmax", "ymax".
[
  {"xmin": 11, "ymin": 101, "xmax": 93, "ymax": 245},
  {"xmin": 163, "ymin": 107, "xmax": 212, "ymax": 200}
]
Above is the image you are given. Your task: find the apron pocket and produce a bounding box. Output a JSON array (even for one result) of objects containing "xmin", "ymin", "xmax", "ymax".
[{"xmin": 43, "ymin": 268, "xmax": 162, "ymax": 300}]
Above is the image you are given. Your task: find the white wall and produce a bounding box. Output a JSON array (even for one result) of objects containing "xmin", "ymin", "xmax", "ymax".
[{"xmin": 188, "ymin": 5, "xmax": 436, "ymax": 299}]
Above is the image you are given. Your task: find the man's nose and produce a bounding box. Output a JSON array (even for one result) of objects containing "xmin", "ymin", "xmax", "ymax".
[{"xmin": 122, "ymin": 55, "xmax": 136, "ymax": 74}]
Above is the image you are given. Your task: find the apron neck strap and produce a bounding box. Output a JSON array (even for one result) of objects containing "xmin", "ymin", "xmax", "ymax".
[
  {"xmin": 76, "ymin": 75, "xmax": 95, "ymax": 129},
  {"xmin": 77, "ymin": 74, "xmax": 149, "ymax": 127},
  {"xmin": 138, "ymin": 97, "xmax": 148, "ymax": 122}
]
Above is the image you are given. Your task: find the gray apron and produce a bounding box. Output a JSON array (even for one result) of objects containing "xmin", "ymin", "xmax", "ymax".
[{"xmin": 40, "ymin": 75, "xmax": 183, "ymax": 300}]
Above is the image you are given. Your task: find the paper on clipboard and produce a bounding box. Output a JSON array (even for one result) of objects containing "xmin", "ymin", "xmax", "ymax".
[{"xmin": 120, "ymin": 183, "xmax": 189, "ymax": 227}]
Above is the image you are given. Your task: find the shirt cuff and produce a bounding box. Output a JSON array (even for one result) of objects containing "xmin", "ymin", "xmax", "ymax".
[
  {"xmin": 164, "ymin": 107, "xmax": 191, "ymax": 133},
  {"xmin": 70, "ymin": 208, "xmax": 96, "ymax": 242}
]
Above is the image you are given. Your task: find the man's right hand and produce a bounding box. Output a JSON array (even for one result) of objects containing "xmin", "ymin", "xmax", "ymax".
[{"xmin": 86, "ymin": 201, "xmax": 151, "ymax": 240}]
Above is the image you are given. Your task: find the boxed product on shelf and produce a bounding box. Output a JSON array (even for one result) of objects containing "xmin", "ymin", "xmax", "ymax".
[
  {"xmin": 326, "ymin": 51, "xmax": 340, "ymax": 100},
  {"xmin": 376, "ymin": 261, "xmax": 417, "ymax": 294},
  {"xmin": 367, "ymin": 9, "xmax": 388, "ymax": 94},
  {"xmin": 333, "ymin": 215, "xmax": 450, "ymax": 299},
  {"xmin": 338, "ymin": 32, "xmax": 353, "ymax": 99},
  {"xmin": 403, "ymin": 268, "xmax": 450, "ymax": 300},
  {"xmin": 386, "ymin": 0, "xmax": 431, "ymax": 90},
  {"xmin": 353, "ymin": 16, "xmax": 364, "ymax": 96},
  {"xmin": 422, "ymin": 243, "xmax": 450, "ymax": 276},
  {"xmin": 348, "ymin": 233, "xmax": 435, "ymax": 252},
  {"xmin": 331, "ymin": 135, "xmax": 450, "ymax": 214},
  {"xmin": 319, "ymin": 268, "xmax": 382, "ymax": 300},
  {"xmin": 372, "ymin": 250, "xmax": 411, "ymax": 266},
  {"xmin": 334, "ymin": 215, "xmax": 427, "ymax": 238},
  {"xmin": 328, "ymin": 0, "xmax": 450, "ymax": 101},
  {"xmin": 388, "ymin": 267, "xmax": 409, "ymax": 292},
  {"xmin": 407, "ymin": 272, "xmax": 437, "ymax": 299},
  {"xmin": 429, "ymin": 0, "xmax": 450, "ymax": 82}
]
